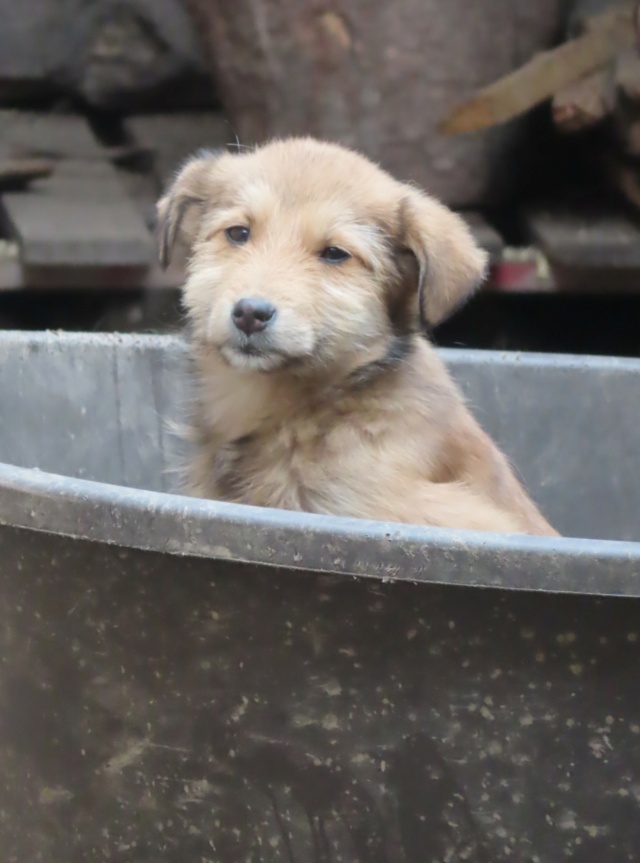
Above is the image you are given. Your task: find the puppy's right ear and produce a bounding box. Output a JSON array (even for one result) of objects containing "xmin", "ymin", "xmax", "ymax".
[
  {"xmin": 398, "ymin": 187, "xmax": 488, "ymax": 327},
  {"xmin": 156, "ymin": 149, "xmax": 223, "ymax": 269}
]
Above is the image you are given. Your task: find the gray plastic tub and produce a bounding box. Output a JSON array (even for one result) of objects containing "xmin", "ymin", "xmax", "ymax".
[{"xmin": 1, "ymin": 330, "xmax": 639, "ymax": 863}]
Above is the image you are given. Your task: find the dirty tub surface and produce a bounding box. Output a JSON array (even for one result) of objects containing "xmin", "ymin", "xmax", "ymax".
[{"xmin": 1, "ymin": 330, "xmax": 639, "ymax": 863}]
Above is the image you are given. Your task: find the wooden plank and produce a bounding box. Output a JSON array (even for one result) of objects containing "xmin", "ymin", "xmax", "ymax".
[
  {"xmin": 522, "ymin": 204, "xmax": 640, "ymax": 269},
  {"xmin": 552, "ymin": 68, "xmax": 612, "ymax": 133},
  {"xmin": 0, "ymin": 0, "xmax": 58, "ymax": 98},
  {"xmin": 0, "ymin": 0, "xmax": 215, "ymax": 111},
  {"xmin": 0, "ymin": 157, "xmax": 54, "ymax": 189},
  {"xmin": 0, "ymin": 111, "xmax": 104, "ymax": 160},
  {"xmin": 0, "ymin": 113, "xmax": 153, "ymax": 269},
  {"xmin": 125, "ymin": 112, "xmax": 231, "ymax": 186},
  {"xmin": 0, "ymin": 239, "xmax": 182, "ymax": 291},
  {"xmin": 2, "ymin": 163, "xmax": 153, "ymax": 268},
  {"xmin": 440, "ymin": 5, "xmax": 634, "ymax": 135}
]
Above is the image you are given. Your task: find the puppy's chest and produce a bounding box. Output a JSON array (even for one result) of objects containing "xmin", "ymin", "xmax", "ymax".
[{"xmin": 212, "ymin": 423, "xmax": 331, "ymax": 509}]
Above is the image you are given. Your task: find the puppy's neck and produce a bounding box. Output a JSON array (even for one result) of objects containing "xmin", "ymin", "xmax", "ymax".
[
  {"xmin": 192, "ymin": 331, "xmax": 422, "ymax": 443},
  {"xmin": 345, "ymin": 332, "xmax": 415, "ymax": 390},
  {"xmin": 193, "ymin": 347, "xmax": 281, "ymax": 442}
]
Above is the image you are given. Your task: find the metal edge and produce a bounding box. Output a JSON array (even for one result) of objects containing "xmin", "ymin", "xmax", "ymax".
[{"xmin": 3, "ymin": 329, "xmax": 640, "ymax": 373}]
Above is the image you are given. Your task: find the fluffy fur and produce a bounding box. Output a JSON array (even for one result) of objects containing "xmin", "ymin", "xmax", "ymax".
[{"xmin": 157, "ymin": 137, "xmax": 557, "ymax": 536}]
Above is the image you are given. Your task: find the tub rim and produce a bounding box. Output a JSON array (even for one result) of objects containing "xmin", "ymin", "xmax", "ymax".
[{"xmin": 1, "ymin": 462, "xmax": 640, "ymax": 598}]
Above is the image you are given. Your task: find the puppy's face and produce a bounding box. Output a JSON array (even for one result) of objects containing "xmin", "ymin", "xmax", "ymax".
[{"xmin": 158, "ymin": 138, "xmax": 487, "ymax": 375}]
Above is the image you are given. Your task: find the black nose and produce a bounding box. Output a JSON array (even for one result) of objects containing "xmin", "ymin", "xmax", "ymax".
[{"xmin": 231, "ymin": 298, "xmax": 276, "ymax": 336}]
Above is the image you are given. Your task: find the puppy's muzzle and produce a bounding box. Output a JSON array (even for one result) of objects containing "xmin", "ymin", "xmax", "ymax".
[{"xmin": 232, "ymin": 298, "xmax": 276, "ymax": 336}]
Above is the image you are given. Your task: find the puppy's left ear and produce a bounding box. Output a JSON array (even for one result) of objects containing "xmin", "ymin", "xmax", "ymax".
[
  {"xmin": 399, "ymin": 187, "xmax": 488, "ymax": 326},
  {"xmin": 156, "ymin": 149, "xmax": 223, "ymax": 269}
]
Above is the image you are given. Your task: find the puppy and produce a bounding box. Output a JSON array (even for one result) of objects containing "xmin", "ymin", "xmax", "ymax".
[{"xmin": 158, "ymin": 137, "xmax": 557, "ymax": 536}]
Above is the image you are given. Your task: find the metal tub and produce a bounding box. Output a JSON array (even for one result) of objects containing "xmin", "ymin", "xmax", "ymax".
[{"xmin": 0, "ymin": 331, "xmax": 639, "ymax": 863}]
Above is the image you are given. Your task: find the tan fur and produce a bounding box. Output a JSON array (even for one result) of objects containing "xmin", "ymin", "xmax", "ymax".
[{"xmin": 158, "ymin": 137, "xmax": 558, "ymax": 536}]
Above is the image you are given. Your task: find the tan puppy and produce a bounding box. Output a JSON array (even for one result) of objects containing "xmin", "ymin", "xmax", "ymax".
[{"xmin": 158, "ymin": 137, "xmax": 557, "ymax": 535}]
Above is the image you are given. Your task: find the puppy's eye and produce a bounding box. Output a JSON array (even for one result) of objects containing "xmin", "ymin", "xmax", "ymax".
[
  {"xmin": 225, "ymin": 225, "xmax": 250, "ymax": 244},
  {"xmin": 320, "ymin": 246, "xmax": 351, "ymax": 264}
]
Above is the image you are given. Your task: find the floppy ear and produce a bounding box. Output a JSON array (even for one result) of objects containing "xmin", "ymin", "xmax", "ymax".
[
  {"xmin": 399, "ymin": 188, "xmax": 488, "ymax": 326},
  {"xmin": 156, "ymin": 149, "xmax": 223, "ymax": 269}
]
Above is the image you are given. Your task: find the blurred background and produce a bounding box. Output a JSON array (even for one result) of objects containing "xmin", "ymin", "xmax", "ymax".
[{"xmin": 1, "ymin": 0, "xmax": 639, "ymax": 356}]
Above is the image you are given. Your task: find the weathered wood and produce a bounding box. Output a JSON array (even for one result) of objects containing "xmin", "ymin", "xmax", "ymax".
[
  {"xmin": 0, "ymin": 158, "xmax": 54, "ymax": 190},
  {"xmin": 441, "ymin": 4, "xmax": 635, "ymax": 135},
  {"xmin": 183, "ymin": 0, "xmax": 563, "ymax": 207},
  {"xmin": 0, "ymin": 113, "xmax": 153, "ymax": 269},
  {"xmin": 0, "ymin": 111, "xmax": 105, "ymax": 161},
  {"xmin": 0, "ymin": 236, "xmax": 180, "ymax": 292},
  {"xmin": 125, "ymin": 112, "xmax": 231, "ymax": 187},
  {"xmin": 0, "ymin": 0, "xmax": 213, "ymax": 110},
  {"xmin": 3, "ymin": 164, "xmax": 153, "ymax": 268},
  {"xmin": 552, "ymin": 69, "xmax": 613, "ymax": 132},
  {"xmin": 0, "ymin": 0, "xmax": 59, "ymax": 99},
  {"xmin": 522, "ymin": 203, "xmax": 640, "ymax": 268}
]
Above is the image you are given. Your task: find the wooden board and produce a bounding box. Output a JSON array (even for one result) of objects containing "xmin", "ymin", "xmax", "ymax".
[
  {"xmin": 0, "ymin": 113, "xmax": 153, "ymax": 270},
  {"xmin": 183, "ymin": 0, "xmax": 564, "ymax": 208},
  {"xmin": 0, "ymin": 0, "xmax": 214, "ymax": 110},
  {"xmin": 0, "ymin": 0, "xmax": 58, "ymax": 99},
  {"xmin": 0, "ymin": 238, "xmax": 181, "ymax": 291},
  {"xmin": 125, "ymin": 112, "xmax": 231, "ymax": 187},
  {"xmin": 0, "ymin": 112, "xmax": 104, "ymax": 160},
  {"xmin": 3, "ymin": 164, "xmax": 153, "ymax": 268},
  {"xmin": 522, "ymin": 204, "xmax": 640, "ymax": 269}
]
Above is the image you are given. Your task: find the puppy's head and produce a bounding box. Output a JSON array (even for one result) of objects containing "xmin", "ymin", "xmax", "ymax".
[{"xmin": 158, "ymin": 138, "xmax": 487, "ymax": 375}]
